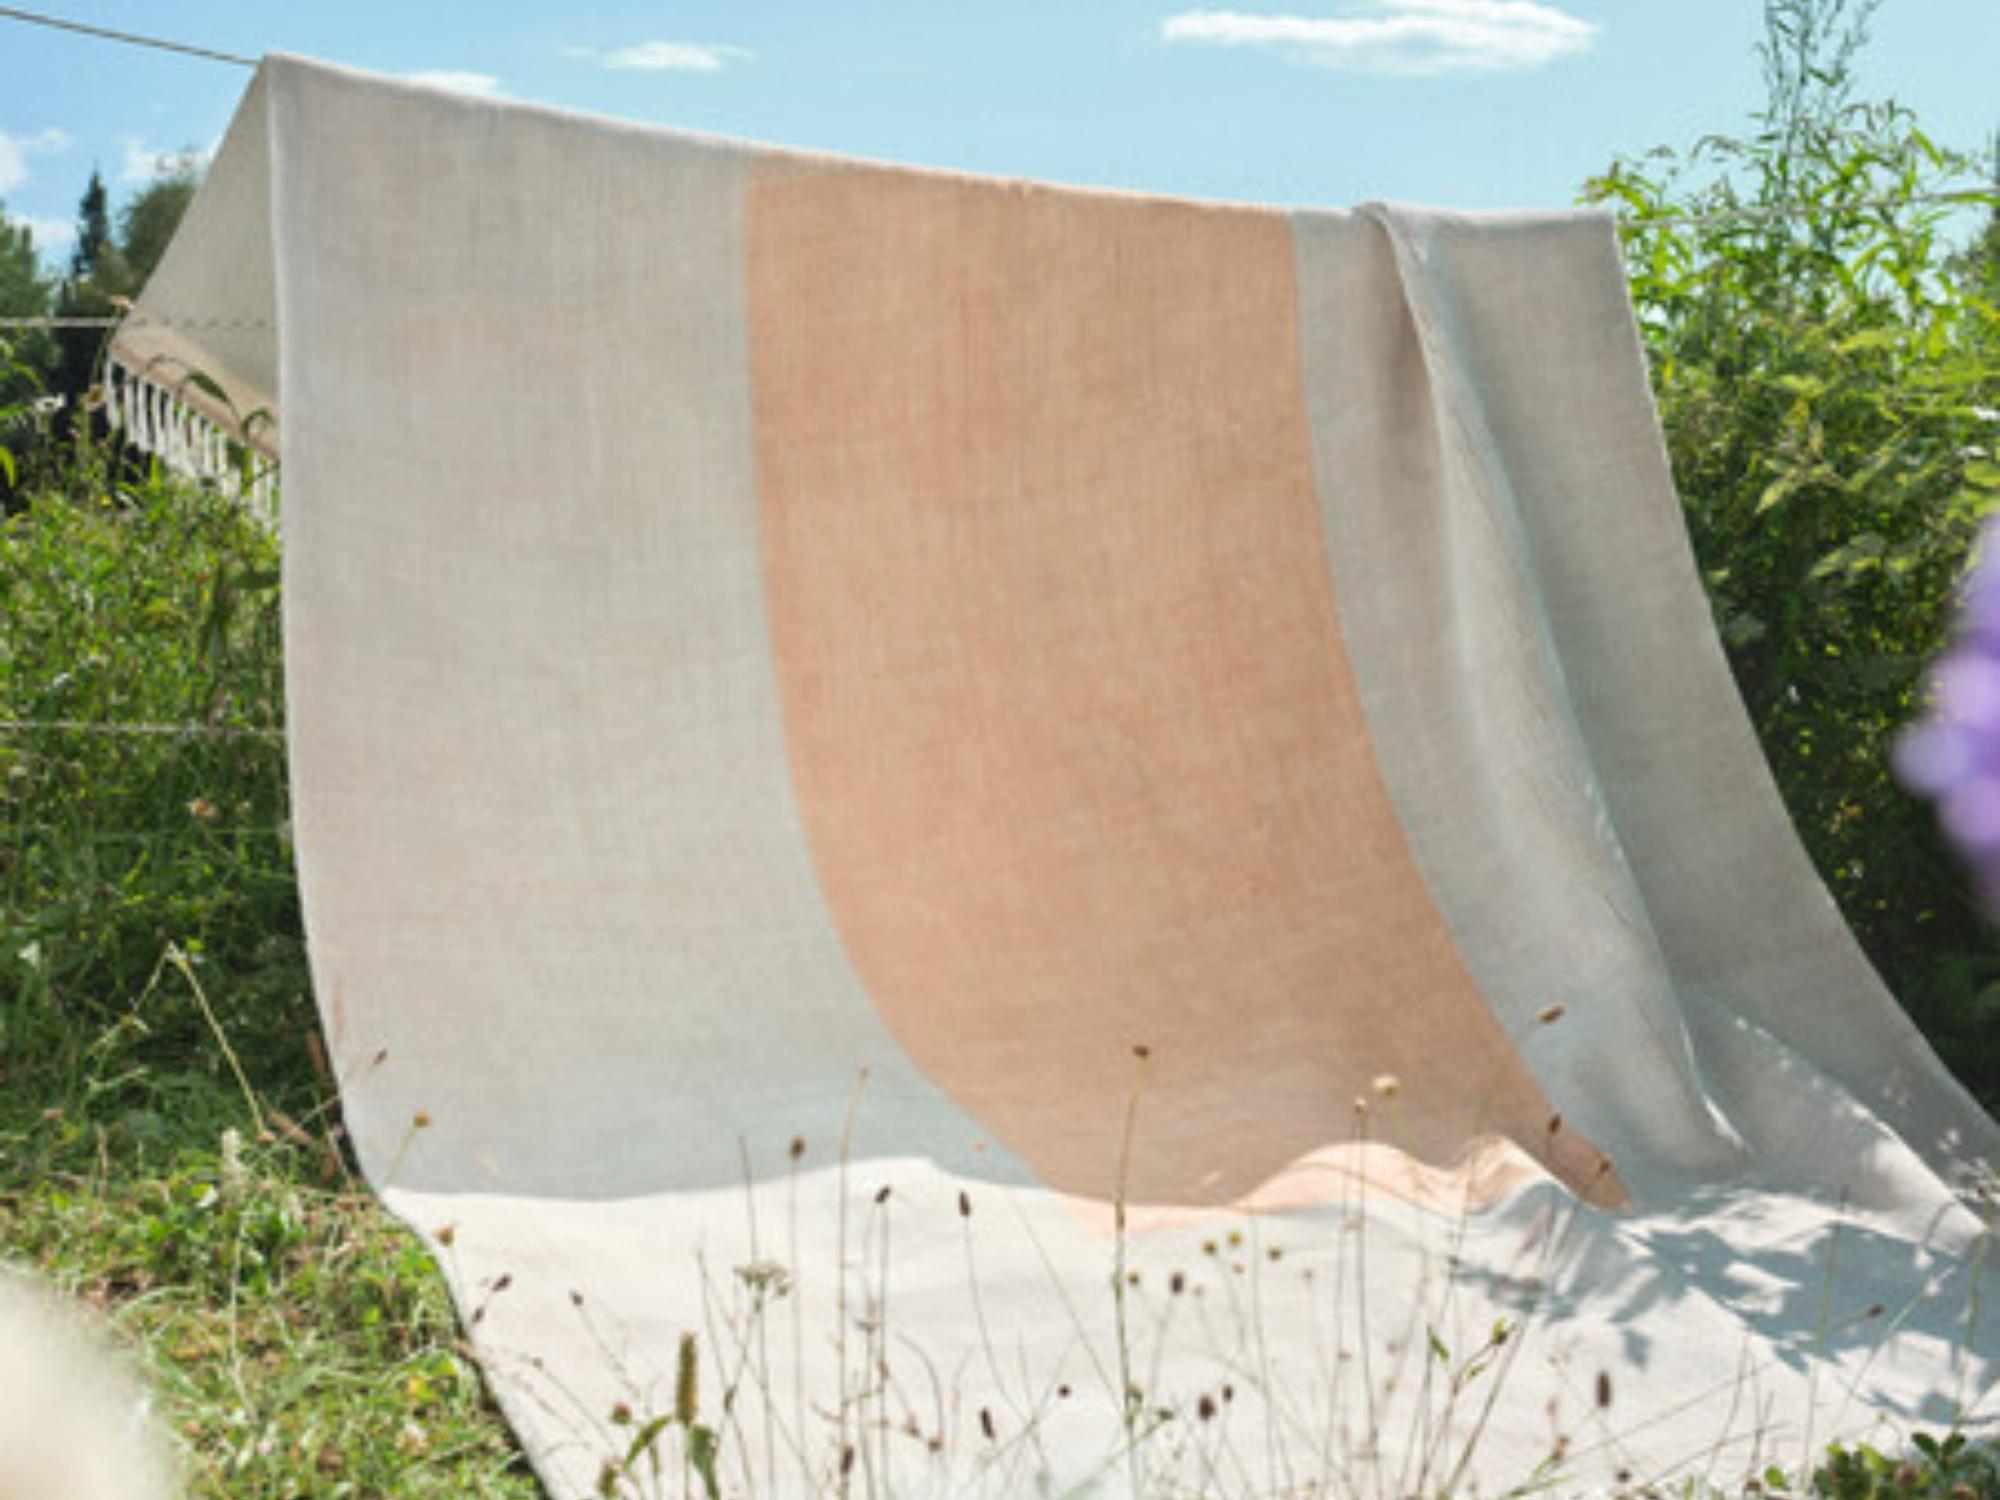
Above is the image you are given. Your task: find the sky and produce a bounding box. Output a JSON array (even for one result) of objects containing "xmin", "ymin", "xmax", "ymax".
[{"xmin": 1, "ymin": 1, "xmax": 1996, "ymax": 267}]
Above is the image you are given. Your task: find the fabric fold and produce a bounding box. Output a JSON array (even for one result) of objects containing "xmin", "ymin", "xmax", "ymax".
[{"xmin": 121, "ymin": 53, "xmax": 1999, "ymax": 1500}]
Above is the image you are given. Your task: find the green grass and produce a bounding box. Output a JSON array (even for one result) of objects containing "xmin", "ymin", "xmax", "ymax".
[
  {"xmin": 1, "ymin": 452, "xmax": 538, "ymax": 1494},
  {"xmin": 4, "ymin": 455, "xmax": 1995, "ymax": 1499},
  {"xmin": 1, "ymin": 1094, "xmax": 540, "ymax": 1496}
]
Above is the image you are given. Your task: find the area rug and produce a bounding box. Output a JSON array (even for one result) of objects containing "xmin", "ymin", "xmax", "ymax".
[{"xmin": 114, "ymin": 54, "xmax": 2000, "ymax": 1498}]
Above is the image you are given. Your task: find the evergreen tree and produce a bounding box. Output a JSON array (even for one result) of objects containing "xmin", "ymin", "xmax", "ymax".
[
  {"xmin": 51, "ymin": 168, "xmax": 136, "ymax": 429},
  {"xmin": 68, "ymin": 168, "xmax": 112, "ymax": 283}
]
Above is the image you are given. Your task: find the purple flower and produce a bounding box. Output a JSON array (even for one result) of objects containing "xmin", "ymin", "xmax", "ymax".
[{"xmin": 1894, "ymin": 517, "xmax": 2000, "ymax": 912}]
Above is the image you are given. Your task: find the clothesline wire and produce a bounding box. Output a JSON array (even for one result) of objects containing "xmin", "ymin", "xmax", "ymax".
[
  {"xmin": 0, "ymin": 5, "xmax": 256, "ymax": 67},
  {"xmin": 2, "ymin": 4, "xmax": 1996, "ymax": 264},
  {"xmin": 0, "ymin": 718, "xmax": 283, "ymax": 742}
]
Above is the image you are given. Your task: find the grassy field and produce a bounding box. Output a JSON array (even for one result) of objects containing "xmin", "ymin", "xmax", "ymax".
[{"xmin": 4, "ymin": 458, "xmax": 1998, "ymax": 1498}]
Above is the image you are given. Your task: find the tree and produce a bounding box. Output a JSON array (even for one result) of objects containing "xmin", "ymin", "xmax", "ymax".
[
  {"xmin": 119, "ymin": 167, "xmax": 199, "ymax": 286},
  {"xmin": 0, "ymin": 200, "xmax": 58, "ymax": 503},
  {"xmin": 68, "ymin": 168, "xmax": 114, "ymax": 284},
  {"xmin": 47, "ymin": 166, "xmax": 198, "ymax": 436},
  {"xmin": 1588, "ymin": 0, "xmax": 2000, "ymax": 1104},
  {"xmin": 51, "ymin": 168, "xmax": 132, "ymax": 424}
]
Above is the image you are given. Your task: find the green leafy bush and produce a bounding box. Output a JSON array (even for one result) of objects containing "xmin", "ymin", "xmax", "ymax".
[
  {"xmin": 1587, "ymin": 0, "xmax": 2000, "ymax": 1106},
  {"xmin": 1812, "ymin": 1431, "xmax": 2000, "ymax": 1497},
  {"xmin": 0, "ymin": 427, "xmax": 311, "ymax": 1110}
]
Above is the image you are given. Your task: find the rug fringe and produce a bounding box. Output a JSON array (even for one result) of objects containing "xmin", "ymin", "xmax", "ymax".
[{"xmin": 103, "ymin": 358, "xmax": 279, "ymax": 522}]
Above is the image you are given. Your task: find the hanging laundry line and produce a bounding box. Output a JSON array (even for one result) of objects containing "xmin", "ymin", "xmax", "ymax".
[
  {"xmin": 0, "ymin": 2, "xmax": 1991, "ymax": 275},
  {"xmin": 0, "ymin": 5, "xmax": 255, "ymax": 67}
]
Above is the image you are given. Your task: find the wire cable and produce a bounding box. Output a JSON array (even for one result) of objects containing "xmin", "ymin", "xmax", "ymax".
[
  {"xmin": 0, "ymin": 718, "xmax": 284, "ymax": 742},
  {"xmin": 0, "ymin": 5, "xmax": 256, "ymax": 67}
]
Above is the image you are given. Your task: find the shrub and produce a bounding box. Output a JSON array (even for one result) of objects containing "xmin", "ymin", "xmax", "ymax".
[{"xmin": 1587, "ymin": 0, "xmax": 2000, "ymax": 1105}]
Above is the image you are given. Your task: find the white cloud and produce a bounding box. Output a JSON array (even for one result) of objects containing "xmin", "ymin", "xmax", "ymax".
[
  {"xmin": 403, "ymin": 70, "xmax": 506, "ymax": 97},
  {"xmin": 0, "ymin": 127, "xmax": 71, "ymax": 195},
  {"xmin": 118, "ymin": 136, "xmax": 214, "ymax": 185},
  {"xmin": 568, "ymin": 40, "xmax": 753, "ymax": 72},
  {"xmin": 21, "ymin": 215, "xmax": 75, "ymax": 255},
  {"xmin": 1161, "ymin": 0, "xmax": 1597, "ymax": 77}
]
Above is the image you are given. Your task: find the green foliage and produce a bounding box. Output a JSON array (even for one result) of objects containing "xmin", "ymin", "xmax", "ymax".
[
  {"xmin": 119, "ymin": 169, "xmax": 200, "ymax": 287},
  {"xmin": 43, "ymin": 165, "xmax": 200, "ymax": 435},
  {"xmin": 1586, "ymin": 1, "xmax": 2000, "ymax": 1105},
  {"xmin": 0, "ymin": 447, "xmax": 310, "ymax": 1104},
  {"xmin": 1812, "ymin": 1431, "xmax": 2000, "ymax": 1497},
  {"xmin": 0, "ymin": 202, "xmax": 56, "ymax": 417},
  {"xmin": 2, "ymin": 1123, "xmax": 541, "ymax": 1496}
]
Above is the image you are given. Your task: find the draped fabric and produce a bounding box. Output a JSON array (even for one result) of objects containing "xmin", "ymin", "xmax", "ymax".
[{"xmin": 117, "ymin": 54, "xmax": 1999, "ymax": 1498}]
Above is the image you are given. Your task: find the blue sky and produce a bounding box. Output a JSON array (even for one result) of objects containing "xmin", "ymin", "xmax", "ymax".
[{"xmin": 2, "ymin": 1, "xmax": 1995, "ymax": 266}]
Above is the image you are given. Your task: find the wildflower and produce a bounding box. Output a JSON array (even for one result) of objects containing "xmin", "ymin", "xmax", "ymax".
[
  {"xmin": 186, "ymin": 797, "xmax": 218, "ymax": 821},
  {"xmin": 1372, "ymin": 1073, "xmax": 1400, "ymax": 1098},
  {"xmin": 1895, "ymin": 519, "xmax": 2000, "ymax": 912}
]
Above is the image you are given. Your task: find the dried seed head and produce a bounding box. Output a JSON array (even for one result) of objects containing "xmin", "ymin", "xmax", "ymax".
[
  {"xmin": 1595, "ymin": 1371, "xmax": 1613, "ymax": 1409},
  {"xmin": 412, "ymin": 1110, "xmax": 432, "ymax": 1130},
  {"xmin": 874, "ymin": 1184, "xmax": 891, "ymax": 1205},
  {"xmin": 1197, "ymin": 1394, "xmax": 1217, "ymax": 1422},
  {"xmin": 840, "ymin": 1444, "xmax": 856, "ymax": 1476},
  {"xmin": 789, "ymin": 1136, "xmax": 806, "ymax": 1161},
  {"xmin": 610, "ymin": 1401, "xmax": 632, "ymax": 1426},
  {"xmin": 1132, "ymin": 1043, "xmax": 1151, "ymax": 1060},
  {"xmin": 674, "ymin": 1332, "xmax": 699, "ymax": 1425},
  {"xmin": 1169, "ymin": 1271, "xmax": 1186, "ymax": 1295},
  {"xmin": 435, "ymin": 1225, "xmax": 456, "ymax": 1248},
  {"xmin": 1372, "ymin": 1073, "xmax": 1401, "ymax": 1098},
  {"xmin": 1537, "ymin": 1003, "xmax": 1567, "ymax": 1025},
  {"xmin": 958, "ymin": 1190, "xmax": 972, "ymax": 1219},
  {"xmin": 1547, "ymin": 1113, "xmax": 1563, "ymax": 1136},
  {"xmin": 979, "ymin": 1407, "xmax": 996, "ymax": 1441}
]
